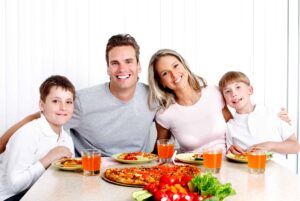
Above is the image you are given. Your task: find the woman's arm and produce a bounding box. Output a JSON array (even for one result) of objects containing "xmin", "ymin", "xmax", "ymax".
[{"xmin": 0, "ymin": 112, "xmax": 40, "ymax": 154}]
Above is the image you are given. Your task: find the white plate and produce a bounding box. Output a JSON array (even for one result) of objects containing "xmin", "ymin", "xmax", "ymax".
[
  {"xmin": 226, "ymin": 153, "xmax": 273, "ymax": 163},
  {"xmin": 111, "ymin": 152, "xmax": 158, "ymax": 164},
  {"xmin": 175, "ymin": 153, "xmax": 203, "ymax": 164}
]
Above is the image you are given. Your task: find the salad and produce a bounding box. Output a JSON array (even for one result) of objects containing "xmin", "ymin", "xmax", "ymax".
[{"xmin": 132, "ymin": 173, "xmax": 236, "ymax": 201}]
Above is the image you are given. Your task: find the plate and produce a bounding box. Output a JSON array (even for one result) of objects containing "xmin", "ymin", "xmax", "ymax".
[
  {"xmin": 112, "ymin": 152, "xmax": 158, "ymax": 164},
  {"xmin": 175, "ymin": 153, "xmax": 203, "ymax": 164},
  {"xmin": 52, "ymin": 158, "xmax": 82, "ymax": 171},
  {"xmin": 226, "ymin": 152, "xmax": 273, "ymax": 163}
]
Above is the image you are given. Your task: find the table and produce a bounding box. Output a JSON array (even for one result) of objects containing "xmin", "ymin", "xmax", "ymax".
[{"xmin": 21, "ymin": 157, "xmax": 300, "ymax": 201}]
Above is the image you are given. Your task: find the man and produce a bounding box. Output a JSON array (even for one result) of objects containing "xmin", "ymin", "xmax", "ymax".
[{"xmin": 0, "ymin": 34, "xmax": 156, "ymax": 157}]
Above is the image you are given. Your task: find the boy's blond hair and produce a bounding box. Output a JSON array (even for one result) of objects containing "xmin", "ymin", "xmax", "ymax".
[{"xmin": 218, "ymin": 71, "xmax": 251, "ymax": 91}]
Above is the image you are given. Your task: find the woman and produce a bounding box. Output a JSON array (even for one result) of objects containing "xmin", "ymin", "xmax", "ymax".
[{"xmin": 148, "ymin": 49, "xmax": 232, "ymax": 153}]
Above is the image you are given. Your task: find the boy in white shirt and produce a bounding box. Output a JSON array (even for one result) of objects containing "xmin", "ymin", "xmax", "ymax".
[
  {"xmin": 0, "ymin": 75, "xmax": 75, "ymax": 201},
  {"xmin": 218, "ymin": 71, "xmax": 300, "ymax": 156}
]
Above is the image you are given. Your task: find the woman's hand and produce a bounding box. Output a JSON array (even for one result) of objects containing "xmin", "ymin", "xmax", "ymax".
[{"xmin": 278, "ymin": 108, "xmax": 291, "ymax": 124}]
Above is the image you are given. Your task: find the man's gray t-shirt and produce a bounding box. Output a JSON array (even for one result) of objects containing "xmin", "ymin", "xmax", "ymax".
[{"xmin": 65, "ymin": 82, "xmax": 156, "ymax": 157}]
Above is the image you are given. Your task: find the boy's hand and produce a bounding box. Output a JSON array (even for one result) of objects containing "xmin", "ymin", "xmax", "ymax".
[
  {"xmin": 40, "ymin": 146, "xmax": 72, "ymax": 168},
  {"xmin": 249, "ymin": 142, "xmax": 273, "ymax": 152},
  {"xmin": 228, "ymin": 145, "xmax": 246, "ymax": 155}
]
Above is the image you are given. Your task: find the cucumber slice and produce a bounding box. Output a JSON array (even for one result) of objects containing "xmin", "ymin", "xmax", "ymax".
[
  {"xmin": 136, "ymin": 191, "xmax": 152, "ymax": 201},
  {"xmin": 132, "ymin": 190, "xmax": 149, "ymax": 199}
]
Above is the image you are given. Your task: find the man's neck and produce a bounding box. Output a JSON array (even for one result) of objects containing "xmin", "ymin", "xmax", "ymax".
[{"xmin": 109, "ymin": 83, "xmax": 137, "ymax": 102}]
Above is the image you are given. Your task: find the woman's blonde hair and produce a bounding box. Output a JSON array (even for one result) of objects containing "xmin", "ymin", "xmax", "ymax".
[{"xmin": 148, "ymin": 49, "xmax": 207, "ymax": 111}]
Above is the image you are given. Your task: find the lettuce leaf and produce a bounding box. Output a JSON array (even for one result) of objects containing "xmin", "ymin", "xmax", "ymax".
[{"xmin": 189, "ymin": 173, "xmax": 236, "ymax": 201}]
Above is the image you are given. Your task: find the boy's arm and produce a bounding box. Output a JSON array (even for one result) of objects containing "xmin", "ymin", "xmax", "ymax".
[
  {"xmin": 0, "ymin": 112, "xmax": 40, "ymax": 154},
  {"xmin": 250, "ymin": 134, "xmax": 300, "ymax": 154}
]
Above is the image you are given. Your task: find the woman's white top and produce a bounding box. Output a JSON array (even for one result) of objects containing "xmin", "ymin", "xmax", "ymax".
[
  {"xmin": 156, "ymin": 85, "xmax": 227, "ymax": 152},
  {"xmin": 0, "ymin": 114, "xmax": 74, "ymax": 200}
]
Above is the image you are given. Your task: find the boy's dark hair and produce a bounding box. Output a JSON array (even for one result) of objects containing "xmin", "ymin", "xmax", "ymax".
[
  {"xmin": 39, "ymin": 75, "xmax": 76, "ymax": 102},
  {"xmin": 105, "ymin": 34, "xmax": 140, "ymax": 66},
  {"xmin": 218, "ymin": 71, "xmax": 251, "ymax": 91}
]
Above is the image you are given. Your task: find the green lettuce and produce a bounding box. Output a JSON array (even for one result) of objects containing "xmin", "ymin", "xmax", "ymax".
[{"xmin": 189, "ymin": 173, "xmax": 236, "ymax": 201}]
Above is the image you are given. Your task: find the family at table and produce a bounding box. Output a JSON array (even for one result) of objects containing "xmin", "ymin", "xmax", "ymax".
[{"xmin": 0, "ymin": 33, "xmax": 299, "ymax": 201}]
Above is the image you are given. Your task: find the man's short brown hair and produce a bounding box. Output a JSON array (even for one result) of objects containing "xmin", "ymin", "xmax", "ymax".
[{"xmin": 105, "ymin": 34, "xmax": 140, "ymax": 66}]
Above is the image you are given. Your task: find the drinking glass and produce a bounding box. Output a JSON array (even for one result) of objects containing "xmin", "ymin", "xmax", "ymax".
[
  {"xmin": 157, "ymin": 139, "xmax": 175, "ymax": 164},
  {"xmin": 203, "ymin": 148, "xmax": 223, "ymax": 173},
  {"xmin": 81, "ymin": 149, "xmax": 101, "ymax": 176},
  {"xmin": 247, "ymin": 150, "xmax": 266, "ymax": 174}
]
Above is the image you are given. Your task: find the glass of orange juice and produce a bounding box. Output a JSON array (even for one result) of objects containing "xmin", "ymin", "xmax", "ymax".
[
  {"xmin": 81, "ymin": 149, "xmax": 101, "ymax": 176},
  {"xmin": 157, "ymin": 139, "xmax": 175, "ymax": 164},
  {"xmin": 247, "ymin": 150, "xmax": 266, "ymax": 174},
  {"xmin": 203, "ymin": 148, "xmax": 223, "ymax": 173}
]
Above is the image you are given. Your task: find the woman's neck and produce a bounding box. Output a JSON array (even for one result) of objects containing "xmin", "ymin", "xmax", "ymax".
[{"xmin": 175, "ymin": 87, "xmax": 201, "ymax": 106}]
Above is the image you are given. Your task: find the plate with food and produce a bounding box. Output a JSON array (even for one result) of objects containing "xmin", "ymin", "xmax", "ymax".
[
  {"xmin": 52, "ymin": 158, "xmax": 82, "ymax": 171},
  {"xmin": 226, "ymin": 152, "xmax": 273, "ymax": 163},
  {"xmin": 111, "ymin": 152, "xmax": 158, "ymax": 164},
  {"xmin": 175, "ymin": 153, "xmax": 203, "ymax": 164},
  {"xmin": 102, "ymin": 164, "xmax": 200, "ymax": 187}
]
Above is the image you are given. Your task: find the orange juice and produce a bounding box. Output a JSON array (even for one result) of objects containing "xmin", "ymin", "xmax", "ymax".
[
  {"xmin": 157, "ymin": 144, "xmax": 175, "ymax": 159},
  {"xmin": 248, "ymin": 152, "xmax": 266, "ymax": 173},
  {"xmin": 81, "ymin": 149, "xmax": 101, "ymax": 176},
  {"xmin": 82, "ymin": 155, "xmax": 101, "ymax": 172},
  {"xmin": 203, "ymin": 152, "xmax": 222, "ymax": 169}
]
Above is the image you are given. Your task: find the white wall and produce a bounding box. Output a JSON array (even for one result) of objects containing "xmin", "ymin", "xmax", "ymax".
[{"xmin": 0, "ymin": 0, "xmax": 299, "ymax": 172}]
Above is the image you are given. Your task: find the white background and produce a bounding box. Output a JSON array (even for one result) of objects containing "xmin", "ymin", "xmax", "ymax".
[{"xmin": 0, "ymin": 0, "xmax": 299, "ymax": 172}]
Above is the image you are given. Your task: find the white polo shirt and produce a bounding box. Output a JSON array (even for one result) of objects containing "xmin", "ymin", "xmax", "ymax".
[
  {"xmin": 0, "ymin": 114, "xmax": 74, "ymax": 200},
  {"xmin": 226, "ymin": 104, "xmax": 295, "ymax": 162}
]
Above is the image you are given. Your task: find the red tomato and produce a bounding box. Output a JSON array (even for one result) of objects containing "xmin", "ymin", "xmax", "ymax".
[
  {"xmin": 160, "ymin": 175, "xmax": 179, "ymax": 185},
  {"xmin": 192, "ymin": 195, "xmax": 205, "ymax": 201},
  {"xmin": 158, "ymin": 183, "xmax": 169, "ymax": 190},
  {"xmin": 180, "ymin": 175, "xmax": 193, "ymax": 187},
  {"xmin": 172, "ymin": 193, "xmax": 181, "ymax": 201},
  {"xmin": 180, "ymin": 194, "xmax": 192, "ymax": 201},
  {"xmin": 144, "ymin": 183, "xmax": 158, "ymax": 194},
  {"xmin": 124, "ymin": 155, "xmax": 137, "ymax": 160},
  {"xmin": 154, "ymin": 190, "xmax": 168, "ymax": 201}
]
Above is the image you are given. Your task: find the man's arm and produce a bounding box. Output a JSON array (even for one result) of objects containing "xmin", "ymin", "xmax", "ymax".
[{"xmin": 0, "ymin": 112, "xmax": 40, "ymax": 154}]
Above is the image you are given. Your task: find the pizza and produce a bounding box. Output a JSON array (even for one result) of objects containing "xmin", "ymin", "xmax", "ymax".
[
  {"xmin": 60, "ymin": 158, "xmax": 82, "ymax": 167},
  {"xmin": 104, "ymin": 164, "xmax": 200, "ymax": 186},
  {"xmin": 117, "ymin": 152, "xmax": 157, "ymax": 161},
  {"xmin": 234, "ymin": 154, "xmax": 248, "ymax": 160},
  {"xmin": 192, "ymin": 153, "xmax": 203, "ymax": 161}
]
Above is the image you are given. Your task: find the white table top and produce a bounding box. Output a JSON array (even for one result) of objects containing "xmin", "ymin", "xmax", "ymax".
[{"xmin": 21, "ymin": 157, "xmax": 300, "ymax": 201}]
